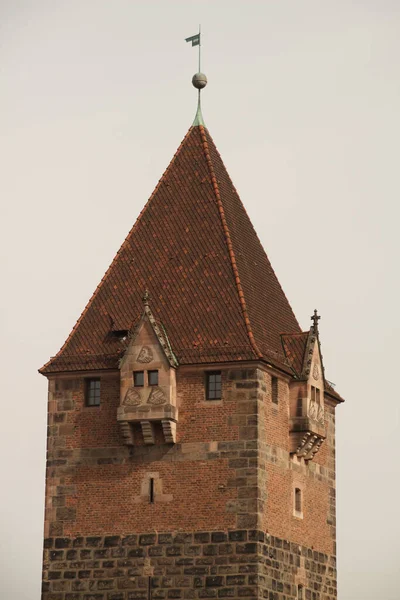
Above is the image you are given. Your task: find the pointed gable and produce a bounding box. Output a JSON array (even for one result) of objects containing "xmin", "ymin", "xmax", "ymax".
[{"xmin": 41, "ymin": 125, "xmax": 301, "ymax": 374}]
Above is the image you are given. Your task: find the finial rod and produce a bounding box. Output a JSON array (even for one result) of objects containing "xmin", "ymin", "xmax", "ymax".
[{"xmin": 198, "ymin": 24, "xmax": 201, "ymax": 73}]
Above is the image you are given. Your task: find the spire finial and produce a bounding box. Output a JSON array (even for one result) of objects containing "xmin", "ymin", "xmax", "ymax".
[
  {"xmin": 311, "ymin": 309, "xmax": 321, "ymax": 333},
  {"xmin": 185, "ymin": 26, "xmax": 207, "ymax": 126},
  {"xmin": 142, "ymin": 289, "xmax": 150, "ymax": 307}
]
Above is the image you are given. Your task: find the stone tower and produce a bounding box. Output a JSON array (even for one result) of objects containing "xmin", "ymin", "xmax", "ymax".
[{"xmin": 40, "ymin": 74, "xmax": 344, "ymax": 600}]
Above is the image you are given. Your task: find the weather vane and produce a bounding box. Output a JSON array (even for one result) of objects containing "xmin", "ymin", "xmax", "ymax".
[{"xmin": 185, "ymin": 25, "xmax": 207, "ymax": 126}]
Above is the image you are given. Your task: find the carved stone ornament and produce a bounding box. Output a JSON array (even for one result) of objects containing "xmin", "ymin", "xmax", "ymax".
[
  {"xmin": 137, "ymin": 345, "xmax": 153, "ymax": 364},
  {"xmin": 123, "ymin": 387, "xmax": 142, "ymax": 406},
  {"xmin": 147, "ymin": 387, "xmax": 167, "ymax": 406},
  {"xmin": 312, "ymin": 364, "xmax": 320, "ymax": 381}
]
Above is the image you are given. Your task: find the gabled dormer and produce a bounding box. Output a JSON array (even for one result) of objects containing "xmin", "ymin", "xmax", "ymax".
[
  {"xmin": 117, "ymin": 292, "xmax": 178, "ymax": 447},
  {"xmin": 282, "ymin": 311, "xmax": 327, "ymax": 461}
]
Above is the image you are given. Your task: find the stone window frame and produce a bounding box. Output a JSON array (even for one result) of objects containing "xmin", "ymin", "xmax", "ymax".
[{"xmin": 293, "ymin": 485, "xmax": 304, "ymax": 519}]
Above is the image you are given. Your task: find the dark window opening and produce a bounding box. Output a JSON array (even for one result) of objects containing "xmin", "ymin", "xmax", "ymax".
[
  {"xmin": 297, "ymin": 585, "xmax": 304, "ymax": 600},
  {"xmin": 311, "ymin": 386, "xmax": 316, "ymax": 402},
  {"xmin": 296, "ymin": 397, "xmax": 303, "ymax": 417},
  {"xmin": 271, "ymin": 376, "xmax": 278, "ymax": 404},
  {"xmin": 295, "ymin": 487, "xmax": 302, "ymax": 513},
  {"xmin": 134, "ymin": 371, "xmax": 144, "ymax": 387},
  {"xmin": 86, "ymin": 378, "xmax": 101, "ymax": 406},
  {"xmin": 112, "ymin": 329, "xmax": 129, "ymax": 341},
  {"xmin": 148, "ymin": 370, "xmax": 159, "ymax": 386},
  {"xmin": 316, "ymin": 388, "xmax": 321, "ymax": 405},
  {"xmin": 206, "ymin": 371, "xmax": 222, "ymax": 400},
  {"xmin": 149, "ymin": 478, "xmax": 155, "ymax": 503}
]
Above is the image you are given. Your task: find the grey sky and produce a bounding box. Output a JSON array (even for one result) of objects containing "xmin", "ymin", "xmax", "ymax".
[{"xmin": 1, "ymin": 1, "xmax": 399, "ymax": 598}]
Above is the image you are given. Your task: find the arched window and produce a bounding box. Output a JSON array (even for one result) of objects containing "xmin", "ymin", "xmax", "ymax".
[{"xmin": 297, "ymin": 584, "xmax": 304, "ymax": 600}]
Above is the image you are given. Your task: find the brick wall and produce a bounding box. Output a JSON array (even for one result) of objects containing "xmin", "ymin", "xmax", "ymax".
[{"xmin": 42, "ymin": 366, "xmax": 338, "ymax": 598}]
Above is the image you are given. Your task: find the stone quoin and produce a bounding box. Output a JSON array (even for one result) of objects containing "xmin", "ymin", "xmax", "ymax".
[{"xmin": 39, "ymin": 65, "xmax": 344, "ymax": 600}]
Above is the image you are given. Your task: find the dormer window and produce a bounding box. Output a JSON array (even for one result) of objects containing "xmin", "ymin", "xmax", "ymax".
[
  {"xmin": 148, "ymin": 370, "xmax": 159, "ymax": 386},
  {"xmin": 206, "ymin": 371, "xmax": 222, "ymax": 400},
  {"xmin": 134, "ymin": 371, "xmax": 144, "ymax": 387}
]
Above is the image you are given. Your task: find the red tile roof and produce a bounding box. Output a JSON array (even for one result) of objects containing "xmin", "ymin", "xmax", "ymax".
[
  {"xmin": 40, "ymin": 124, "xmax": 302, "ymax": 374},
  {"xmin": 281, "ymin": 332, "xmax": 309, "ymax": 378}
]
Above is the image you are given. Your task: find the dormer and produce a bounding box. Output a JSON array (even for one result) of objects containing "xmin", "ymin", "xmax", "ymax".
[
  {"xmin": 282, "ymin": 311, "xmax": 327, "ymax": 461},
  {"xmin": 117, "ymin": 292, "xmax": 178, "ymax": 446}
]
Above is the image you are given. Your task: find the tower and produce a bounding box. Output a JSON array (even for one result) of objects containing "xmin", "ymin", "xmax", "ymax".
[{"xmin": 40, "ymin": 60, "xmax": 344, "ymax": 600}]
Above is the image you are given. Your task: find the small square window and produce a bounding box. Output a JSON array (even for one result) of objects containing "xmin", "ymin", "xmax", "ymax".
[
  {"xmin": 148, "ymin": 370, "xmax": 158, "ymax": 386},
  {"xmin": 86, "ymin": 378, "xmax": 100, "ymax": 406},
  {"xmin": 134, "ymin": 371, "xmax": 144, "ymax": 387},
  {"xmin": 206, "ymin": 371, "xmax": 222, "ymax": 400}
]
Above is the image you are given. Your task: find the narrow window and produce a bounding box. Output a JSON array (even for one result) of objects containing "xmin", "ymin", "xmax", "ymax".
[
  {"xmin": 148, "ymin": 575, "xmax": 152, "ymax": 600},
  {"xmin": 295, "ymin": 487, "xmax": 302, "ymax": 514},
  {"xmin": 297, "ymin": 585, "xmax": 304, "ymax": 600},
  {"xmin": 206, "ymin": 371, "xmax": 222, "ymax": 400},
  {"xmin": 316, "ymin": 388, "xmax": 321, "ymax": 405},
  {"xmin": 85, "ymin": 378, "xmax": 101, "ymax": 406},
  {"xmin": 149, "ymin": 478, "xmax": 155, "ymax": 503},
  {"xmin": 271, "ymin": 376, "xmax": 278, "ymax": 404},
  {"xmin": 133, "ymin": 371, "xmax": 144, "ymax": 387},
  {"xmin": 148, "ymin": 370, "xmax": 159, "ymax": 386},
  {"xmin": 311, "ymin": 386, "xmax": 316, "ymax": 402},
  {"xmin": 296, "ymin": 397, "xmax": 303, "ymax": 417}
]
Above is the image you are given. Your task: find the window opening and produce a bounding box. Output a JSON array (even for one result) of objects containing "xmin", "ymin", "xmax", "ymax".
[
  {"xmin": 206, "ymin": 371, "xmax": 222, "ymax": 400},
  {"xmin": 86, "ymin": 379, "xmax": 101, "ymax": 406},
  {"xmin": 271, "ymin": 376, "xmax": 278, "ymax": 404},
  {"xmin": 148, "ymin": 575, "xmax": 152, "ymax": 600},
  {"xmin": 297, "ymin": 585, "xmax": 304, "ymax": 600},
  {"xmin": 149, "ymin": 478, "xmax": 155, "ymax": 503},
  {"xmin": 134, "ymin": 371, "xmax": 144, "ymax": 387},
  {"xmin": 148, "ymin": 370, "xmax": 159, "ymax": 386},
  {"xmin": 296, "ymin": 397, "xmax": 303, "ymax": 417},
  {"xmin": 295, "ymin": 488, "xmax": 302, "ymax": 514},
  {"xmin": 311, "ymin": 386, "xmax": 316, "ymax": 402},
  {"xmin": 316, "ymin": 388, "xmax": 320, "ymax": 405}
]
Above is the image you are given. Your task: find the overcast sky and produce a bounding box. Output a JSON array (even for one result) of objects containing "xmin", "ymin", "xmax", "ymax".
[{"xmin": 1, "ymin": 2, "xmax": 399, "ymax": 599}]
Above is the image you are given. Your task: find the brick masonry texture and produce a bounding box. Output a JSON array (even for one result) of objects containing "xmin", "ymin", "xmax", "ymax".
[
  {"xmin": 42, "ymin": 367, "xmax": 338, "ymax": 598},
  {"xmin": 42, "ymin": 530, "xmax": 337, "ymax": 600}
]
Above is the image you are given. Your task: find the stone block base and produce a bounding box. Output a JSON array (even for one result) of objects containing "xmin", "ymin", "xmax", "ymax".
[{"xmin": 42, "ymin": 530, "xmax": 337, "ymax": 599}]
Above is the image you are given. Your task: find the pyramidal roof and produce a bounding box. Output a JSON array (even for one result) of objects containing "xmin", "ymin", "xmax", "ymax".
[{"xmin": 40, "ymin": 123, "xmax": 302, "ymax": 374}]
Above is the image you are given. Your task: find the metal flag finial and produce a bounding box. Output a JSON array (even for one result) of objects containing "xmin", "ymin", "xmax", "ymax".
[{"xmin": 185, "ymin": 26, "xmax": 207, "ymax": 127}]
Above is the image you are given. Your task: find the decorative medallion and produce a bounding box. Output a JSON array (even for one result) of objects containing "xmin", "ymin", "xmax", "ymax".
[
  {"xmin": 137, "ymin": 346, "xmax": 153, "ymax": 364},
  {"xmin": 123, "ymin": 387, "xmax": 142, "ymax": 406},
  {"xmin": 312, "ymin": 364, "xmax": 320, "ymax": 381},
  {"xmin": 147, "ymin": 387, "xmax": 167, "ymax": 405}
]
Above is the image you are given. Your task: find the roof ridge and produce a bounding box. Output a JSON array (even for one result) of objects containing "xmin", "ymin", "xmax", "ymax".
[
  {"xmin": 198, "ymin": 125, "xmax": 262, "ymax": 360},
  {"xmin": 40, "ymin": 127, "xmax": 194, "ymax": 373}
]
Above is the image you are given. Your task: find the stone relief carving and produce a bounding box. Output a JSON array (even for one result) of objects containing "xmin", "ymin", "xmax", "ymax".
[
  {"xmin": 147, "ymin": 387, "xmax": 167, "ymax": 405},
  {"xmin": 312, "ymin": 364, "xmax": 320, "ymax": 380},
  {"xmin": 123, "ymin": 387, "xmax": 142, "ymax": 406},
  {"xmin": 137, "ymin": 346, "xmax": 153, "ymax": 363},
  {"xmin": 308, "ymin": 400, "xmax": 324, "ymax": 424}
]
